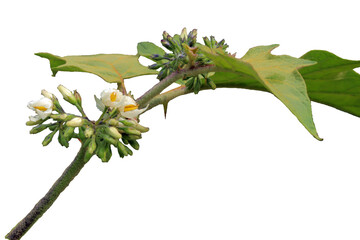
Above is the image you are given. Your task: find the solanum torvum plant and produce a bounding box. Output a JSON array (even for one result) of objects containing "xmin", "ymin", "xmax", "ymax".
[{"xmin": 6, "ymin": 28, "xmax": 360, "ymax": 240}]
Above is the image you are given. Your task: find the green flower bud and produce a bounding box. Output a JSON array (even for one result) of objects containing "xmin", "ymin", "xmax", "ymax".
[
  {"xmin": 41, "ymin": 89, "xmax": 54, "ymax": 99},
  {"xmin": 122, "ymin": 138, "xmax": 129, "ymax": 145},
  {"xmin": 119, "ymin": 119, "xmax": 135, "ymax": 127},
  {"xmin": 84, "ymin": 136, "xmax": 97, "ymax": 162},
  {"xmin": 51, "ymin": 95, "xmax": 65, "ymax": 113},
  {"xmin": 180, "ymin": 27, "xmax": 188, "ymax": 42},
  {"xmin": 106, "ymin": 126, "xmax": 122, "ymax": 139},
  {"xmin": 51, "ymin": 114, "xmax": 68, "ymax": 121},
  {"xmin": 188, "ymin": 29, "xmax": 197, "ymax": 47},
  {"xmin": 101, "ymin": 134, "xmax": 118, "ymax": 146},
  {"xmin": 30, "ymin": 124, "xmax": 49, "ymax": 134},
  {"xmin": 84, "ymin": 126, "xmax": 94, "ymax": 138},
  {"xmin": 106, "ymin": 119, "xmax": 118, "ymax": 126},
  {"xmin": 57, "ymin": 85, "xmax": 77, "ymax": 105},
  {"xmin": 124, "ymin": 145, "xmax": 133, "ymax": 156},
  {"xmin": 151, "ymin": 54, "xmax": 163, "ymax": 61},
  {"xmin": 149, "ymin": 63, "xmax": 162, "ymax": 70},
  {"xmin": 210, "ymin": 36, "xmax": 216, "ymax": 47},
  {"xmin": 96, "ymin": 142, "xmax": 112, "ymax": 162},
  {"xmin": 117, "ymin": 142, "xmax": 128, "ymax": 158},
  {"xmin": 26, "ymin": 120, "xmax": 40, "ymax": 126},
  {"xmin": 206, "ymin": 78, "xmax": 217, "ymax": 90},
  {"xmin": 66, "ymin": 117, "xmax": 84, "ymax": 127},
  {"xmin": 128, "ymin": 140, "xmax": 140, "ymax": 150},
  {"xmin": 185, "ymin": 77, "xmax": 195, "ymax": 89},
  {"xmin": 203, "ymin": 36, "xmax": 211, "ymax": 47},
  {"xmin": 161, "ymin": 39, "xmax": 173, "ymax": 51},
  {"xmin": 157, "ymin": 68, "xmax": 168, "ymax": 80},
  {"xmin": 162, "ymin": 31, "xmax": 171, "ymax": 40},
  {"xmin": 122, "ymin": 127, "xmax": 142, "ymax": 136},
  {"xmin": 132, "ymin": 123, "xmax": 149, "ymax": 133},
  {"xmin": 63, "ymin": 126, "xmax": 75, "ymax": 140},
  {"xmin": 58, "ymin": 131, "xmax": 69, "ymax": 148},
  {"xmin": 123, "ymin": 134, "xmax": 141, "ymax": 141},
  {"xmin": 78, "ymin": 126, "xmax": 86, "ymax": 140},
  {"xmin": 193, "ymin": 77, "xmax": 202, "ymax": 94},
  {"xmin": 217, "ymin": 39, "xmax": 225, "ymax": 47},
  {"xmin": 74, "ymin": 90, "xmax": 82, "ymax": 106},
  {"xmin": 48, "ymin": 124, "xmax": 58, "ymax": 131},
  {"xmin": 42, "ymin": 129, "xmax": 58, "ymax": 146}
]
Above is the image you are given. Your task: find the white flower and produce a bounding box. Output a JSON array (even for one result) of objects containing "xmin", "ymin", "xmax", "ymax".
[
  {"xmin": 119, "ymin": 95, "xmax": 146, "ymax": 119},
  {"xmin": 28, "ymin": 97, "xmax": 53, "ymax": 121},
  {"xmin": 100, "ymin": 89, "xmax": 123, "ymax": 108}
]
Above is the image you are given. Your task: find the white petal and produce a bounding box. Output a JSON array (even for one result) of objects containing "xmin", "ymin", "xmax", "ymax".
[
  {"xmin": 119, "ymin": 95, "xmax": 137, "ymax": 107},
  {"xmin": 100, "ymin": 89, "xmax": 123, "ymax": 108},
  {"xmin": 27, "ymin": 100, "xmax": 37, "ymax": 110},
  {"xmin": 36, "ymin": 109, "xmax": 49, "ymax": 119},
  {"xmin": 29, "ymin": 115, "xmax": 41, "ymax": 122},
  {"xmin": 121, "ymin": 107, "xmax": 147, "ymax": 119}
]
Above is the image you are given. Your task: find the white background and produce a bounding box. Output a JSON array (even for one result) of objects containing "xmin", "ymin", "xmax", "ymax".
[{"xmin": 1, "ymin": 0, "xmax": 360, "ymax": 239}]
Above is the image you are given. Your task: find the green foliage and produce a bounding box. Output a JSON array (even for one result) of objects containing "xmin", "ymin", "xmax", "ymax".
[
  {"xmin": 210, "ymin": 50, "xmax": 360, "ymax": 119},
  {"xmin": 198, "ymin": 44, "xmax": 322, "ymax": 140},
  {"xmin": 35, "ymin": 52, "xmax": 157, "ymax": 83},
  {"xmin": 300, "ymin": 50, "xmax": 360, "ymax": 117},
  {"xmin": 137, "ymin": 42, "xmax": 166, "ymax": 62}
]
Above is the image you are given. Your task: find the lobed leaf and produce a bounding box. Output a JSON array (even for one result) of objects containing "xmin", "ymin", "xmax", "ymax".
[
  {"xmin": 36, "ymin": 52, "xmax": 158, "ymax": 83},
  {"xmin": 199, "ymin": 44, "xmax": 322, "ymax": 140},
  {"xmin": 209, "ymin": 50, "xmax": 360, "ymax": 118}
]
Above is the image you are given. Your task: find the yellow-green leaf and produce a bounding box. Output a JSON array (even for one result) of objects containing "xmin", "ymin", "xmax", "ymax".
[
  {"xmin": 36, "ymin": 52, "xmax": 158, "ymax": 83},
  {"xmin": 199, "ymin": 44, "xmax": 322, "ymax": 140}
]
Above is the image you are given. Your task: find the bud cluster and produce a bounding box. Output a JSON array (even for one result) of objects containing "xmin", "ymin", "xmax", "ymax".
[
  {"xmin": 148, "ymin": 28, "xmax": 229, "ymax": 94},
  {"xmin": 27, "ymin": 85, "xmax": 149, "ymax": 163},
  {"xmin": 86, "ymin": 118, "xmax": 149, "ymax": 162}
]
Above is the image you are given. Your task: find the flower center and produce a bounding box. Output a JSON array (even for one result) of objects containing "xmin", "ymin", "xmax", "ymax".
[
  {"xmin": 34, "ymin": 106, "xmax": 47, "ymax": 111},
  {"xmin": 124, "ymin": 104, "xmax": 138, "ymax": 112},
  {"xmin": 110, "ymin": 92, "xmax": 117, "ymax": 102}
]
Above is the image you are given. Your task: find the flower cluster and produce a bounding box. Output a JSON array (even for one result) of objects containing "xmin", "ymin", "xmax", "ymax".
[
  {"xmin": 27, "ymin": 85, "xmax": 149, "ymax": 162},
  {"xmin": 99, "ymin": 89, "xmax": 146, "ymax": 119},
  {"xmin": 148, "ymin": 28, "xmax": 229, "ymax": 94}
]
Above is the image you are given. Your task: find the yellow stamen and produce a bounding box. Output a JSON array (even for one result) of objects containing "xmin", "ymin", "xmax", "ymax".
[
  {"xmin": 124, "ymin": 104, "xmax": 138, "ymax": 112},
  {"xmin": 34, "ymin": 106, "xmax": 47, "ymax": 111},
  {"xmin": 110, "ymin": 92, "xmax": 117, "ymax": 102}
]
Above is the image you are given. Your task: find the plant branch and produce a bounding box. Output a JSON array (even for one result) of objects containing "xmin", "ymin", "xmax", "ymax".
[
  {"xmin": 6, "ymin": 144, "xmax": 90, "ymax": 240},
  {"xmin": 136, "ymin": 65, "xmax": 219, "ymax": 108},
  {"xmin": 144, "ymin": 80, "xmax": 269, "ymax": 112}
]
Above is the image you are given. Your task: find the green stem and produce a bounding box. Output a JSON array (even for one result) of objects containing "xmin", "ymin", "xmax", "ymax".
[
  {"xmin": 136, "ymin": 65, "xmax": 218, "ymax": 108},
  {"xmin": 95, "ymin": 107, "xmax": 108, "ymax": 125},
  {"xmin": 5, "ymin": 144, "xmax": 89, "ymax": 240},
  {"xmin": 144, "ymin": 79, "xmax": 269, "ymax": 112}
]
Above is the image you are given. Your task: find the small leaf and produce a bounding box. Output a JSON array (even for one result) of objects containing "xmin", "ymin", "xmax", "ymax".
[
  {"xmin": 199, "ymin": 44, "xmax": 322, "ymax": 140},
  {"xmin": 94, "ymin": 95, "xmax": 105, "ymax": 112},
  {"xmin": 137, "ymin": 42, "xmax": 166, "ymax": 62},
  {"xmin": 36, "ymin": 52, "xmax": 158, "ymax": 83}
]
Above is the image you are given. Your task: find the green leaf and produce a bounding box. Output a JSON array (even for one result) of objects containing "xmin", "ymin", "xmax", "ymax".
[
  {"xmin": 199, "ymin": 44, "xmax": 322, "ymax": 140},
  {"xmin": 36, "ymin": 52, "xmax": 158, "ymax": 83},
  {"xmin": 210, "ymin": 50, "xmax": 360, "ymax": 119},
  {"xmin": 300, "ymin": 50, "xmax": 360, "ymax": 117},
  {"xmin": 137, "ymin": 42, "xmax": 166, "ymax": 60}
]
